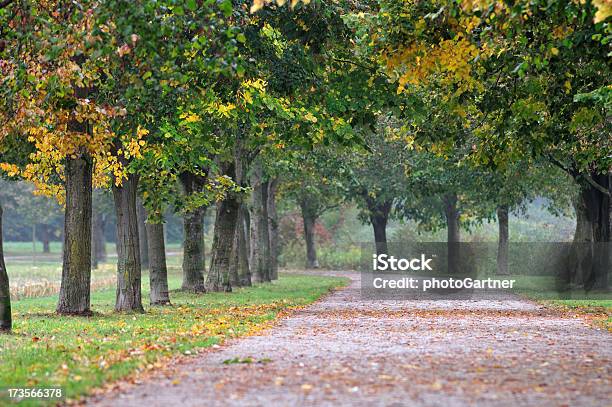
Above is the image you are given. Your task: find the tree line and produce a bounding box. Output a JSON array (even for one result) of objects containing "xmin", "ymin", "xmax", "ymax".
[{"xmin": 1, "ymin": 0, "xmax": 610, "ymax": 333}]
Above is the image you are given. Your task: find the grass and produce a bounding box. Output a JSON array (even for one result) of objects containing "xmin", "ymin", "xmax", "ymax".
[
  {"xmin": 508, "ymin": 276, "xmax": 612, "ymax": 330},
  {"xmin": 0, "ymin": 272, "xmax": 349, "ymax": 406},
  {"xmin": 3, "ymin": 241, "xmax": 184, "ymax": 256},
  {"xmin": 5, "ymin": 255, "xmax": 184, "ymax": 300},
  {"xmin": 540, "ymin": 299, "xmax": 612, "ymax": 331}
]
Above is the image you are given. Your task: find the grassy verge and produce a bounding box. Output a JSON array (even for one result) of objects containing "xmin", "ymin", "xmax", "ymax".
[
  {"xmin": 0, "ymin": 273, "xmax": 349, "ymax": 405},
  {"xmin": 535, "ymin": 299, "xmax": 612, "ymax": 331},
  {"xmin": 512, "ymin": 277, "xmax": 611, "ymax": 330}
]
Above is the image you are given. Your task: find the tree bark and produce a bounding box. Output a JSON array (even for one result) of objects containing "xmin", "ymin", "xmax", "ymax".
[
  {"xmin": 260, "ymin": 180, "xmax": 271, "ymax": 280},
  {"xmin": 267, "ymin": 178, "xmax": 280, "ymax": 280},
  {"xmin": 250, "ymin": 161, "xmax": 271, "ymax": 282},
  {"xmin": 563, "ymin": 196, "xmax": 593, "ymax": 286},
  {"xmin": 237, "ymin": 204, "xmax": 252, "ymax": 286},
  {"xmin": 207, "ymin": 162, "xmax": 240, "ymax": 292},
  {"xmin": 229, "ymin": 141, "xmax": 249, "ymax": 287},
  {"xmin": 147, "ymin": 220, "xmax": 171, "ymax": 305},
  {"xmin": 496, "ymin": 205, "xmax": 509, "ymax": 275},
  {"xmin": 443, "ymin": 193, "xmax": 461, "ymax": 274},
  {"xmin": 57, "ymin": 155, "xmax": 93, "ymax": 315},
  {"xmin": 579, "ymin": 173, "xmax": 610, "ymax": 290},
  {"xmin": 300, "ymin": 198, "xmax": 319, "ymax": 269},
  {"xmin": 181, "ymin": 206, "xmax": 206, "ymax": 292},
  {"xmin": 179, "ymin": 173, "xmax": 207, "ymax": 293},
  {"xmin": 112, "ymin": 173, "xmax": 144, "ymax": 313},
  {"xmin": 137, "ymin": 197, "xmax": 149, "ymax": 270},
  {"xmin": 0, "ymin": 204, "xmax": 12, "ymax": 332},
  {"xmin": 229, "ymin": 215, "xmax": 241, "ymax": 288}
]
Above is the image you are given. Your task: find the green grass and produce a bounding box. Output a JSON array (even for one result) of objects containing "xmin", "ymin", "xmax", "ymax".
[
  {"xmin": 0, "ymin": 273, "xmax": 349, "ymax": 406},
  {"xmin": 510, "ymin": 276, "xmax": 612, "ymax": 330},
  {"xmin": 539, "ymin": 299, "xmax": 612, "ymax": 331}
]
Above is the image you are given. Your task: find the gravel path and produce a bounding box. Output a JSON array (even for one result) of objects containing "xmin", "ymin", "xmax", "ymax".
[{"xmin": 87, "ymin": 271, "xmax": 611, "ymax": 407}]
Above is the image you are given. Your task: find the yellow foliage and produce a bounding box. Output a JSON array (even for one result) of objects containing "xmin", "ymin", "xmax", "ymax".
[
  {"xmin": 0, "ymin": 163, "xmax": 20, "ymax": 177},
  {"xmin": 592, "ymin": 0, "xmax": 612, "ymax": 23},
  {"xmin": 250, "ymin": 0, "xmax": 310, "ymax": 13}
]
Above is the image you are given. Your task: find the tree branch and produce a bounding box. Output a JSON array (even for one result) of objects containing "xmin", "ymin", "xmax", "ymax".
[
  {"xmin": 580, "ymin": 173, "xmax": 611, "ymax": 197},
  {"xmin": 547, "ymin": 154, "xmax": 576, "ymax": 177},
  {"xmin": 331, "ymin": 58, "xmax": 377, "ymax": 73},
  {"xmin": 315, "ymin": 203, "xmax": 341, "ymax": 218}
]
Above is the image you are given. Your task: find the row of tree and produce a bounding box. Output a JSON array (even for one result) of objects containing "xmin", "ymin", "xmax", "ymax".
[
  {"xmin": 1, "ymin": 0, "xmax": 610, "ymax": 335},
  {"xmin": 0, "ymin": 0, "xmax": 357, "ymax": 332}
]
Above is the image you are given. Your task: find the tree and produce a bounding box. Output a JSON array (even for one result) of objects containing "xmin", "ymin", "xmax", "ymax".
[
  {"xmin": 365, "ymin": 0, "xmax": 610, "ymax": 284},
  {"xmin": 137, "ymin": 197, "xmax": 149, "ymax": 270},
  {"xmin": 0, "ymin": 2, "xmax": 14, "ymax": 332},
  {"xmin": 0, "ymin": 203, "xmax": 11, "ymax": 332},
  {"xmin": 280, "ymin": 149, "xmax": 344, "ymax": 268},
  {"xmin": 335, "ymin": 116, "xmax": 410, "ymax": 255},
  {"xmin": 92, "ymin": 189, "xmax": 112, "ymax": 268}
]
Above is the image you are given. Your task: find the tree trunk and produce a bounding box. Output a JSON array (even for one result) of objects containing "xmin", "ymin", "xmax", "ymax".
[
  {"xmin": 238, "ymin": 204, "xmax": 252, "ymax": 286},
  {"xmin": 207, "ymin": 163, "xmax": 239, "ymax": 292},
  {"xmin": 181, "ymin": 206, "xmax": 206, "ymax": 292},
  {"xmin": 367, "ymin": 199, "xmax": 392, "ymax": 256},
  {"xmin": 300, "ymin": 198, "xmax": 319, "ymax": 269},
  {"xmin": 112, "ymin": 173, "xmax": 144, "ymax": 313},
  {"xmin": 31, "ymin": 223, "xmax": 36, "ymax": 265},
  {"xmin": 496, "ymin": 205, "xmax": 509, "ymax": 275},
  {"xmin": 91, "ymin": 208, "xmax": 107, "ymax": 269},
  {"xmin": 147, "ymin": 220, "xmax": 170, "ymax": 305},
  {"xmin": 371, "ymin": 217, "xmax": 388, "ymax": 256},
  {"xmin": 229, "ymin": 141, "xmax": 249, "ymax": 287},
  {"xmin": 267, "ymin": 178, "xmax": 280, "ymax": 280},
  {"xmin": 250, "ymin": 161, "xmax": 271, "ymax": 282},
  {"xmin": 229, "ymin": 216, "xmax": 241, "ymax": 288},
  {"xmin": 180, "ymin": 173, "xmax": 207, "ymax": 293},
  {"xmin": 230, "ymin": 205, "xmax": 251, "ymax": 287},
  {"xmin": 443, "ymin": 193, "xmax": 461, "ymax": 274},
  {"xmin": 0, "ymin": 204, "xmax": 12, "ymax": 332},
  {"xmin": 137, "ymin": 197, "xmax": 149, "ymax": 270},
  {"xmin": 563, "ymin": 196, "xmax": 593, "ymax": 286},
  {"xmin": 39, "ymin": 224, "xmax": 51, "ymax": 253},
  {"xmin": 579, "ymin": 173, "xmax": 610, "ymax": 290},
  {"xmin": 57, "ymin": 155, "xmax": 93, "ymax": 315},
  {"xmin": 260, "ymin": 180, "xmax": 271, "ymax": 280}
]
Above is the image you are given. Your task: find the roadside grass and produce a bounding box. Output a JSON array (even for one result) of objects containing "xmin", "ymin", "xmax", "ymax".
[
  {"xmin": 538, "ymin": 298, "xmax": 611, "ymax": 331},
  {"xmin": 509, "ymin": 275, "xmax": 611, "ymax": 330},
  {"xmin": 0, "ymin": 273, "xmax": 349, "ymax": 406}
]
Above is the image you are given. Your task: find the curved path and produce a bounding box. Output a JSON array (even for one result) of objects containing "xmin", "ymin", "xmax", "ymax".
[{"xmin": 87, "ymin": 271, "xmax": 611, "ymax": 407}]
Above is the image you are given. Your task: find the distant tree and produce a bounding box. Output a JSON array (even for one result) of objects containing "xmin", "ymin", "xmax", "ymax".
[{"xmin": 336, "ymin": 117, "xmax": 410, "ymax": 255}]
